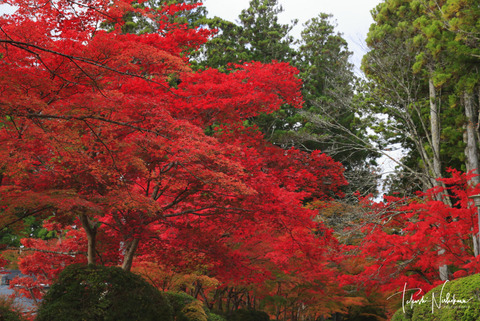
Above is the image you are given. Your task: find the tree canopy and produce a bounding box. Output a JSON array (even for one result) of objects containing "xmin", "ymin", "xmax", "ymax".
[{"xmin": 3, "ymin": 1, "xmax": 480, "ymax": 321}]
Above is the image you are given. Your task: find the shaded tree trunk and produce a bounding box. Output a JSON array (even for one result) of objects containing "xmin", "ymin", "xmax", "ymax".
[
  {"xmin": 79, "ymin": 213, "xmax": 98, "ymax": 265},
  {"xmin": 464, "ymin": 91, "xmax": 480, "ymax": 184},
  {"xmin": 429, "ymin": 78, "xmax": 442, "ymax": 187},
  {"xmin": 465, "ymin": 90, "xmax": 480, "ymax": 256},
  {"xmin": 121, "ymin": 238, "xmax": 139, "ymax": 271},
  {"xmin": 429, "ymin": 78, "xmax": 450, "ymax": 280}
]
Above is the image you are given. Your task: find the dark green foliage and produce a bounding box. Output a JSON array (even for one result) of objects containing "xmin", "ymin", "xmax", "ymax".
[
  {"xmin": 196, "ymin": 0, "xmax": 296, "ymax": 70},
  {"xmin": 165, "ymin": 291, "xmax": 217, "ymax": 321},
  {"xmin": 0, "ymin": 230, "xmax": 20, "ymax": 248},
  {"xmin": 227, "ymin": 309, "xmax": 269, "ymax": 321},
  {"xmin": 35, "ymin": 264, "xmax": 173, "ymax": 321},
  {"xmin": 297, "ymin": 13, "xmax": 353, "ymax": 106},
  {"xmin": 294, "ymin": 14, "xmax": 379, "ymax": 196},
  {"xmin": 165, "ymin": 291, "xmax": 196, "ymax": 317},
  {"xmin": 344, "ymin": 304, "xmax": 387, "ymax": 321},
  {"xmin": 0, "ymin": 306, "xmax": 23, "ymax": 321},
  {"xmin": 178, "ymin": 300, "xmax": 208, "ymax": 321},
  {"xmin": 191, "ymin": 17, "xmax": 248, "ymax": 72},
  {"xmin": 0, "ymin": 216, "xmax": 56, "ymax": 248},
  {"xmin": 207, "ymin": 313, "xmax": 227, "ymax": 321},
  {"xmin": 0, "ymin": 297, "xmax": 25, "ymax": 321},
  {"xmin": 236, "ymin": 0, "xmax": 297, "ymax": 63},
  {"xmin": 22, "ymin": 216, "xmax": 56, "ymax": 240}
]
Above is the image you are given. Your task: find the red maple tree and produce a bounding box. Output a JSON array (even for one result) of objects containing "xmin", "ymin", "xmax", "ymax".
[
  {"xmin": 0, "ymin": 1, "xmax": 349, "ymax": 313},
  {"xmin": 354, "ymin": 170, "xmax": 480, "ymax": 295}
]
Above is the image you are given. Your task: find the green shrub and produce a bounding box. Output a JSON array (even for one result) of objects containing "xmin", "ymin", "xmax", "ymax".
[
  {"xmin": 391, "ymin": 308, "xmax": 411, "ymax": 321},
  {"xmin": 0, "ymin": 306, "xmax": 24, "ymax": 321},
  {"xmin": 207, "ymin": 312, "xmax": 227, "ymax": 321},
  {"xmin": 35, "ymin": 264, "xmax": 173, "ymax": 321},
  {"xmin": 391, "ymin": 273, "xmax": 480, "ymax": 321},
  {"xmin": 227, "ymin": 309, "xmax": 269, "ymax": 321},
  {"xmin": 165, "ymin": 291, "xmax": 196, "ymax": 316},
  {"xmin": 178, "ymin": 300, "xmax": 208, "ymax": 321},
  {"xmin": 0, "ymin": 297, "xmax": 25, "ymax": 321},
  {"xmin": 165, "ymin": 291, "xmax": 218, "ymax": 321}
]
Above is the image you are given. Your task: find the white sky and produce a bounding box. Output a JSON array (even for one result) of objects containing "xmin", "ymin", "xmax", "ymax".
[{"xmin": 203, "ymin": 0, "xmax": 383, "ymax": 72}]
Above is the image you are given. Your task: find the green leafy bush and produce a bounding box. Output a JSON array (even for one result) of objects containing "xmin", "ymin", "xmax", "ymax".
[
  {"xmin": 165, "ymin": 291, "xmax": 196, "ymax": 317},
  {"xmin": 35, "ymin": 264, "xmax": 173, "ymax": 321},
  {"xmin": 165, "ymin": 291, "xmax": 217, "ymax": 321},
  {"xmin": 0, "ymin": 297, "xmax": 25, "ymax": 321},
  {"xmin": 178, "ymin": 300, "xmax": 208, "ymax": 321}
]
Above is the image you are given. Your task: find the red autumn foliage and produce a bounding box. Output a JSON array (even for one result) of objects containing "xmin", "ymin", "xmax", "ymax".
[
  {"xmin": 354, "ymin": 169, "xmax": 480, "ymax": 296},
  {"xmin": 7, "ymin": 1, "xmax": 480, "ymax": 319},
  {"xmin": 0, "ymin": 0, "xmax": 351, "ymax": 316}
]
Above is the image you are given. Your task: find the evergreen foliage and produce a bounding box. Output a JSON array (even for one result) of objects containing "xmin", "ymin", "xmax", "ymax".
[
  {"xmin": 165, "ymin": 292, "xmax": 196, "ymax": 318},
  {"xmin": 198, "ymin": 1, "xmax": 379, "ymax": 196},
  {"xmin": 35, "ymin": 264, "xmax": 173, "ymax": 321},
  {"xmin": 197, "ymin": 0, "xmax": 296, "ymax": 70}
]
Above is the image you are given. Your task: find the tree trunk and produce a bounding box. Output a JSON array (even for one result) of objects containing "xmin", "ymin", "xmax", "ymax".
[
  {"xmin": 429, "ymin": 78, "xmax": 451, "ymax": 280},
  {"xmin": 473, "ymin": 235, "xmax": 479, "ymax": 257},
  {"xmin": 464, "ymin": 90, "xmax": 480, "ymax": 256},
  {"xmin": 199, "ymin": 288, "xmax": 212, "ymax": 310},
  {"xmin": 429, "ymin": 78, "xmax": 442, "ymax": 186},
  {"xmin": 464, "ymin": 91, "xmax": 480, "ymax": 185},
  {"xmin": 79, "ymin": 213, "xmax": 98, "ymax": 265},
  {"xmin": 121, "ymin": 238, "xmax": 139, "ymax": 271},
  {"xmin": 438, "ymin": 248, "xmax": 449, "ymax": 281}
]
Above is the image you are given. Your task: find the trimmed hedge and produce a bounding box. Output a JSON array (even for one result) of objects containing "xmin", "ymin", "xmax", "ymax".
[{"xmin": 35, "ymin": 264, "xmax": 173, "ymax": 321}]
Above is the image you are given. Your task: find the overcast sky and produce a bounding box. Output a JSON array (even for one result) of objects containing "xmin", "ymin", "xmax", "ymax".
[{"xmin": 203, "ymin": 0, "xmax": 383, "ymax": 72}]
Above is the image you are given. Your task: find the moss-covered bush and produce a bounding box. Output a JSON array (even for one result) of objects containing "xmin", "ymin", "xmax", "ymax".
[
  {"xmin": 391, "ymin": 308, "xmax": 411, "ymax": 321},
  {"xmin": 391, "ymin": 273, "xmax": 480, "ymax": 321},
  {"xmin": 35, "ymin": 264, "xmax": 173, "ymax": 321},
  {"xmin": 227, "ymin": 309, "xmax": 269, "ymax": 321}
]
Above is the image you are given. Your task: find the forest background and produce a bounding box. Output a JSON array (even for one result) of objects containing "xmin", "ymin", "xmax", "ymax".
[{"xmin": 2, "ymin": 0, "xmax": 480, "ymax": 321}]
